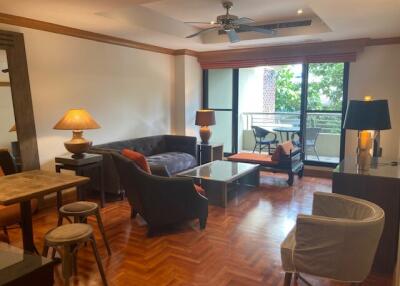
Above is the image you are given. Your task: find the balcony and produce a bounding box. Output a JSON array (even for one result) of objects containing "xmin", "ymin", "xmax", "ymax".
[{"xmin": 240, "ymin": 112, "xmax": 341, "ymax": 163}]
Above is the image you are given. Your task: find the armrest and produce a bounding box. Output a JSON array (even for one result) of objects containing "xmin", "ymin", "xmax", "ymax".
[
  {"xmin": 312, "ymin": 192, "xmax": 374, "ymax": 219},
  {"xmin": 150, "ymin": 164, "xmax": 171, "ymax": 177},
  {"xmin": 294, "ymin": 213, "xmax": 383, "ymax": 281},
  {"xmin": 139, "ymin": 172, "xmax": 207, "ymax": 224},
  {"xmin": 165, "ymin": 135, "xmax": 197, "ymax": 158}
]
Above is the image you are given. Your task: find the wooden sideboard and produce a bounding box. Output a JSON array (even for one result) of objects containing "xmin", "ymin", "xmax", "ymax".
[{"xmin": 332, "ymin": 158, "xmax": 400, "ymax": 274}]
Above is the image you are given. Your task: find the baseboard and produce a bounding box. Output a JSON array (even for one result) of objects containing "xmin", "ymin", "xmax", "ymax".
[{"xmin": 304, "ymin": 166, "xmax": 333, "ymax": 179}]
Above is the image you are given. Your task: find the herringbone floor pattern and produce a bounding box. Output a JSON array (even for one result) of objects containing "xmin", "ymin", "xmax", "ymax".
[{"xmin": 4, "ymin": 172, "xmax": 392, "ymax": 286}]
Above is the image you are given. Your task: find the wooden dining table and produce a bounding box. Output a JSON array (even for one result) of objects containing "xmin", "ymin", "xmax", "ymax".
[{"xmin": 0, "ymin": 170, "xmax": 89, "ymax": 253}]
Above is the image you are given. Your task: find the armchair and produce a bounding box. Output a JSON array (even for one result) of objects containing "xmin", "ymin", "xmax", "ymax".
[
  {"xmin": 281, "ymin": 192, "xmax": 384, "ymax": 285},
  {"xmin": 112, "ymin": 153, "xmax": 208, "ymax": 236}
]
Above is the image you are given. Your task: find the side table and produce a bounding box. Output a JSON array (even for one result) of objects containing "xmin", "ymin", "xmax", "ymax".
[
  {"xmin": 197, "ymin": 143, "xmax": 223, "ymax": 165},
  {"xmin": 55, "ymin": 153, "xmax": 105, "ymax": 208}
]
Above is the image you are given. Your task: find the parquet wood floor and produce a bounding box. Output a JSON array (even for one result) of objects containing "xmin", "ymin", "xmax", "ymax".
[{"xmin": 3, "ymin": 172, "xmax": 392, "ymax": 286}]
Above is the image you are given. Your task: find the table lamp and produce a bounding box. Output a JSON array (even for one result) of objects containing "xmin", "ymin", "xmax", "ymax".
[
  {"xmin": 53, "ymin": 109, "xmax": 100, "ymax": 158},
  {"xmin": 343, "ymin": 97, "xmax": 391, "ymax": 169},
  {"xmin": 195, "ymin": 110, "xmax": 216, "ymax": 144}
]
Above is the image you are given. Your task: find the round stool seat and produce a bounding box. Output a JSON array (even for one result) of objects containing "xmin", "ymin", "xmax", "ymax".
[
  {"xmin": 60, "ymin": 201, "xmax": 98, "ymax": 215},
  {"xmin": 45, "ymin": 223, "xmax": 93, "ymax": 245}
]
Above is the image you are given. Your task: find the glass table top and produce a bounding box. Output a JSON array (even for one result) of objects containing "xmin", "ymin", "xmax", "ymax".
[
  {"xmin": 178, "ymin": 160, "xmax": 259, "ymax": 183},
  {"xmin": 0, "ymin": 242, "xmax": 54, "ymax": 285},
  {"xmin": 334, "ymin": 157, "xmax": 400, "ymax": 179}
]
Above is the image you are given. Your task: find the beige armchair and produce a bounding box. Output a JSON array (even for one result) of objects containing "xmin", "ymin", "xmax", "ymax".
[{"xmin": 281, "ymin": 192, "xmax": 384, "ymax": 285}]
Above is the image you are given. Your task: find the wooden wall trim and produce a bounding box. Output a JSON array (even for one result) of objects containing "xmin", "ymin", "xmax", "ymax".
[
  {"xmin": 173, "ymin": 49, "xmax": 198, "ymax": 57},
  {"xmin": 0, "ymin": 13, "xmax": 175, "ymax": 55},
  {"xmin": 196, "ymin": 38, "xmax": 367, "ymax": 68},
  {"xmin": 0, "ymin": 82, "xmax": 10, "ymax": 86},
  {"xmin": 367, "ymin": 37, "xmax": 400, "ymax": 46},
  {"xmin": 0, "ymin": 13, "xmax": 398, "ymax": 61}
]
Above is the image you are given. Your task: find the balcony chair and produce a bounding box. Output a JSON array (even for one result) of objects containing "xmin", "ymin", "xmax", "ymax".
[
  {"xmin": 304, "ymin": 127, "xmax": 321, "ymax": 160},
  {"xmin": 0, "ymin": 149, "xmax": 37, "ymax": 243},
  {"xmin": 251, "ymin": 126, "xmax": 278, "ymax": 154},
  {"xmin": 281, "ymin": 192, "xmax": 384, "ymax": 286},
  {"xmin": 112, "ymin": 152, "xmax": 208, "ymax": 236}
]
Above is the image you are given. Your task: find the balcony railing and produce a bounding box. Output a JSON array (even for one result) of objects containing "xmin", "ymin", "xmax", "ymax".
[
  {"xmin": 241, "ymin": 112, "xmax": 342, "ymax": 163},
  {"xmin": 242, "ymin": 112, "xmax": 342, "ymax": 134}
]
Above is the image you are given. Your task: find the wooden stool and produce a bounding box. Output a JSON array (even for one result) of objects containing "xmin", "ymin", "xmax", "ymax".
[
  {"xmin": 43, "ymin": 223, "xmax": 107, "ymax": 286},
  {"xmin": 57, "ymin": 201, "xmax": 111, "ymax": 256}
]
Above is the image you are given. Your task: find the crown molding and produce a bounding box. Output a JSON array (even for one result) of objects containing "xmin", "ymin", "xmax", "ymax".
[
  {"xmin": 0, "ymin": 13, "xmax": 175, "ymax": 55},
  {"xmin": 367, "ymin": 37, "xmax": 400, "ymax": 46},
  {"xmin": 0, "ymin": 13, "xmax": 399, "ymax": 59},
  {"xmin": 173, "ymin": 49, "xmax": 198, "ymax": 56}
]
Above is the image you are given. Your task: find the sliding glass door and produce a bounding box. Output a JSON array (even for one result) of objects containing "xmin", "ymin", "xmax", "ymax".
[
  {"xmin": 303, "ymin": 63, "xmax": 348, "ymax": 164},
  {"xmin": 204, "ymin": 69, "xmax": 237, "ymax": 154},
  {"xmin": 203, "ymin": 62, "xmax": 349, "ymax": 166}
]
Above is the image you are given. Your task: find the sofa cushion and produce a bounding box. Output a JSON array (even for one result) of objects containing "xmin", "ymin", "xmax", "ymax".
[
  {"xmin": 272, "ymin": 141, "xmax": 294, "ymax": 161},
  {"xmin": 147, "ymin": 152, "xmax": 197, "ymax": 175},
  {"xmin": 122, "ymin": 149, "xmax": 152, "ymax": 174},
  {"xmin": 227, "ymin": 153, "xmax": 279, "ymax": 166}
]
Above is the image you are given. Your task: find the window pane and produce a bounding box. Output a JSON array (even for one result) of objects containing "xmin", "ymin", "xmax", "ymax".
[
  {"xmin": 210, "ymin": 111, "xmax": 232, "ymax": 153},
  {"xmin": 307, "ymin": 63, "xmax": 344, "ymax": 111},
  {"xmin": 208, "ymin": 69, "xmax": 233, "ymax": 109},
  {"xmin": 238, "ymin": 65, "xmax": 302, "ymax": 152},
  {"xmin": 304, "ymin": 112, "xmax": 341, "ymax": 163}
]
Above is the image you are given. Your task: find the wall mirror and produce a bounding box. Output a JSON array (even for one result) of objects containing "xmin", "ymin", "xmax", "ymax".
[{"xmin": 0, "ymin": 30, "xmax": 39, "ymax": 171}]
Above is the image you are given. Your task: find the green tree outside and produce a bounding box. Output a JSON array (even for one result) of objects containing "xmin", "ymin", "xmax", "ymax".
[{"xmin": 275, "ymin": 63, "xmax": 344, "ymax": 111}]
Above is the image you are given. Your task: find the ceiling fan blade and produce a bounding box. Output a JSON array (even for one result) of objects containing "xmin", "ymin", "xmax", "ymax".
[
  {"xmin": 239, "ymin": 24, "xmax": 275, "ymax": 35},
  {"xmin": 184, "ymin": 21, "xmax": 217, "ymax": 25},
  {"xmin": 232, "ymin": 17, "xmax": 255, "ymax": 25},
  {"xmin": 186, "ymin": 27, "xmax": 218, "ymax": 38},
  {"xmin": 227, "ymin": 29, "xmax": 240, "ymax": 43}
]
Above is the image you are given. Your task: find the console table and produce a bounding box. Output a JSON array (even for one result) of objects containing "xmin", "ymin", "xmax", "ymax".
[
  {"xmin": 332, "ymin": 158, "xmax": 400, "ymax": 274},
  {"xmin": 197, "ymin": 143, "xmax": 223, "ymax": 165},
  {"xmin": 55, "ymin": 153, "xmax": 105, "ymax": 208}
]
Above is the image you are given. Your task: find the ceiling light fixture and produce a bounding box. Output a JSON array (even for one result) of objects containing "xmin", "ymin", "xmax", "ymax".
[{"xmin": 297, "ymin": 9, "xmax": 303, "ymax": 15}]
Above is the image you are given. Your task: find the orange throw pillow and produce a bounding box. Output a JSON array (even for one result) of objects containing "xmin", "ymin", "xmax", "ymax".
[{"xmin": 121, "ymin": 149, "xmax": 152, "ymax": 174}]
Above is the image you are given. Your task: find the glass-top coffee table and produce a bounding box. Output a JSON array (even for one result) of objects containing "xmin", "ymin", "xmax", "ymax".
[{"xmin": 178, "ymin": 160, "xmax": 260, "ymax": 207}]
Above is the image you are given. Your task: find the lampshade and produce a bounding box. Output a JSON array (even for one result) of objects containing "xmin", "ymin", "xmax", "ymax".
[
  {"xmin": 195, "ymin": 110, "xmax": 216, "ymax": 126},
  {"xmin": 53, "ymin": 109, "xmax": 100, "ymax": 130},
  {"xmin": 343, "ymin": 100, "xmax": 391, "ymax": 130},
  {"xmin": 8, "ymin": 124, "xmax": 16, "ymax": 132}
]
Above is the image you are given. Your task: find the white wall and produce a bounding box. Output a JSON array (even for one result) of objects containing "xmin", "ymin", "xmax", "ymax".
[
  {"xmin": 0, "ymin": 23, "xmax": 175, "ymax": 169},
  {"xmin": 173, "ymin": 55, "xmax": 202, "ymax": 138},
  {"xmin": 347, "ymin": 44, "xmax": 400, "ymax": 159}
]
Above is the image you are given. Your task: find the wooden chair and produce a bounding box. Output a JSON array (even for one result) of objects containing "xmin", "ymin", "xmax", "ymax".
[{"xmin": 0, "ymin": 149, "xmax": 37, "ymax": 243}]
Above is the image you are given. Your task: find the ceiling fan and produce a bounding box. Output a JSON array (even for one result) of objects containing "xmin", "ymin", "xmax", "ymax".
[
  {"xmin": 185, "ymin": 1, "xmax": 275, "ymax": 43},
  {"xmin": 185, "ymin": 1, "xmax": 313, "ymax": 43}
]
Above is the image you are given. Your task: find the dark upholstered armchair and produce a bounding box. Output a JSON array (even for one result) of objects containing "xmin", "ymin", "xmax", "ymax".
[{"xmin": 112, "ymin": 153, "xmax": 208, "ymax": 236}]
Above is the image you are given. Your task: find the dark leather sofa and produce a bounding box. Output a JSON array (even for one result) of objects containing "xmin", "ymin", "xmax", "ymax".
[
  {"xmin": 112, "ymin": 152, "xmax": 208, "ymax": 235},
  {"xmin": 89, "ymin": 135, "xmax": 197, "ymax": 195}
]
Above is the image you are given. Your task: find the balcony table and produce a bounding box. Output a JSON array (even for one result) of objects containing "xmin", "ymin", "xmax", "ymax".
[
  {"xmin": 273, "ymin": 126, "xmax": 300, "ymax": 142},
  {"xmin": 0, "ymin": 170, "xmax": 89, "ymax": 253}
]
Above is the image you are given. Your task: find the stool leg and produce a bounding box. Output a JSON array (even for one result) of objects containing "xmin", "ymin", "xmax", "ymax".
[
  {"xmin": 57, "ymin": 215, "xmax": 63, "ymax": 226},
  {"xmin": 62, "ymin": 245, "xmax": 74, "ymax": 286},
  {"xmin": 42, "ymin": 243, "xmax": 49, "ymax": 257},
  {"xmin": 95, "ymin": 211, "xmax": 111, "ymax": 256},
  {"xmin": 90, "ymin": 235, "xmax": 108, "ymax": 286}
]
